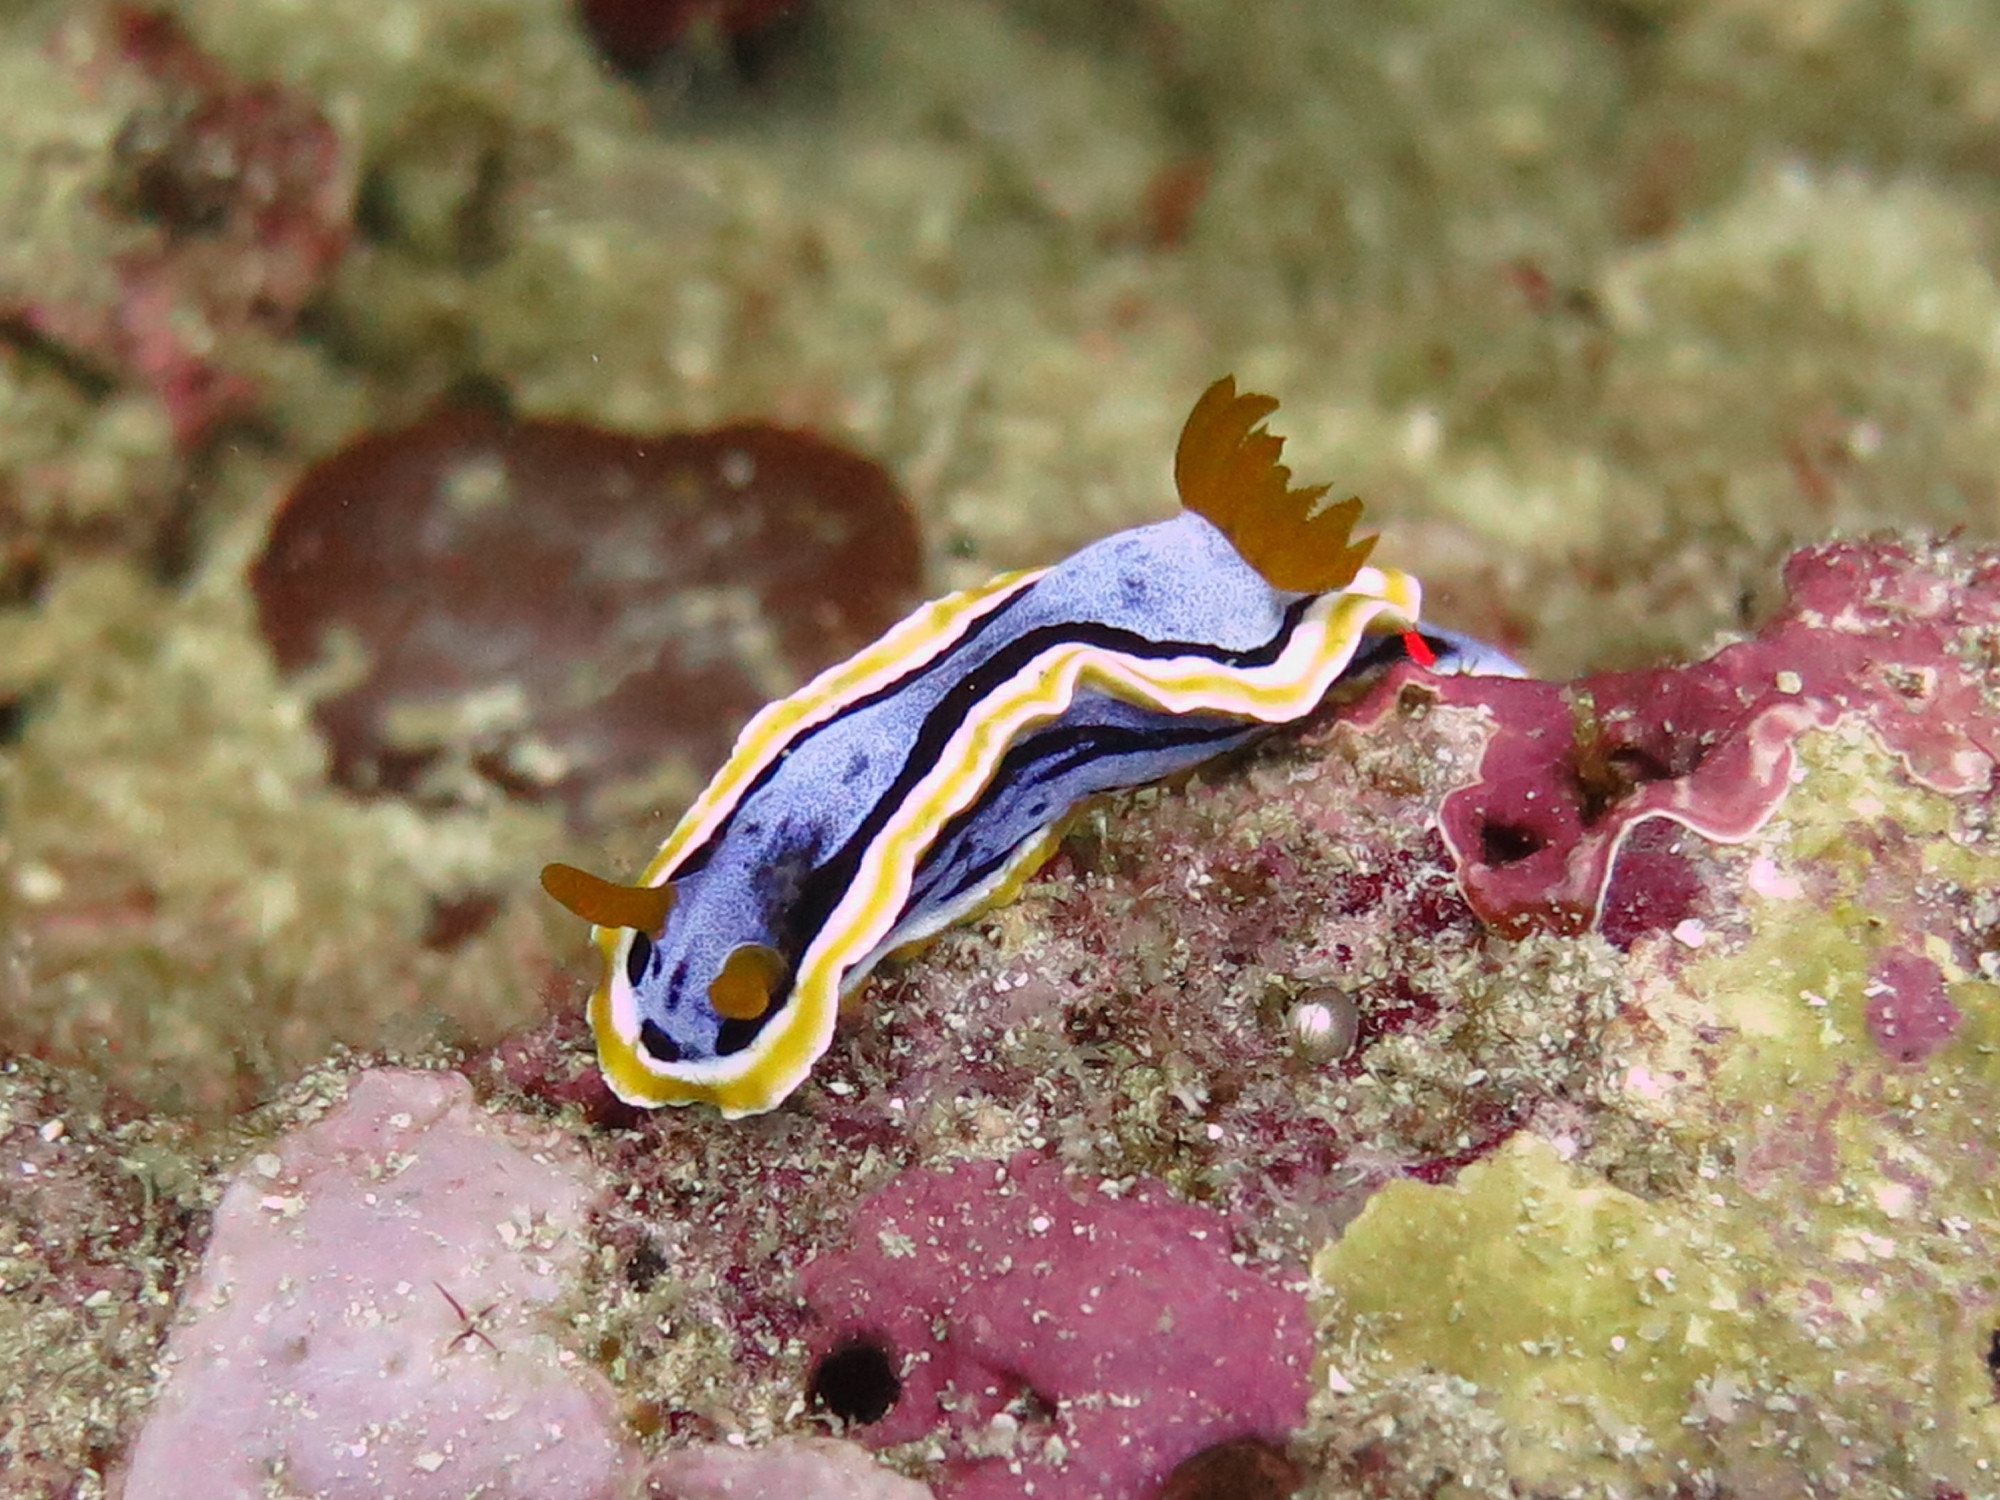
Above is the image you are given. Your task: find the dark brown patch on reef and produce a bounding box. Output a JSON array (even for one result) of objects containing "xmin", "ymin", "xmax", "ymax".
[
  {"xmin": 577, "ymin": 0, "xmax": 815, "ymax": 89},
  {"xmin": 1158, "ymin": 1436, "xmax": 1303, "ymax": 1500},
  {"xmin": 251, "ymin": 407, "xmax": 923, "ymax": 828}
]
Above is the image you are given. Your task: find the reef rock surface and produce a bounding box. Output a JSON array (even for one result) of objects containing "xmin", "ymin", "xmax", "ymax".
[{"xmin": 81, "ymin": 535, "xmax": 2000, "ymax": 1500}]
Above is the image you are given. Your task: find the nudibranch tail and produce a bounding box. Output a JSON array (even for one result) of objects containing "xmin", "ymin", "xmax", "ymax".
[
  {"xmin": 540, "ymin": 862, "xmax": 677, "ymax": 933},
  {"xmin": 1173, "ymin": 375, "xmax": 1377, "ymax": 593}
]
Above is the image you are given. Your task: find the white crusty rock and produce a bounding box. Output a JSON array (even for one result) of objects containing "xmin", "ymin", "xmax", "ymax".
[{"xmin": 115, "ymin": 1068, "xmax": 639, "ymax": 1500}]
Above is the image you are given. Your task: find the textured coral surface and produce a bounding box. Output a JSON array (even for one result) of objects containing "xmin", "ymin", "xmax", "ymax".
[
  {"xmin": 1433, "ymin": 537, "xmax": 2000, "ymax": 936},
  {"xmin": 58, "ymin": 533, "xmax": 1996, "ymax": 1500},
  {"xmin": 5, "ymin": 0, "xmax": 2000, "ymax": 1495},
  {"xmin": 1301, "ymin": 543, "xmax": 2000, "ymax": 1496},
  {"xmin": 492, "ymin": 535, "xmax": 2000, "ymax": 1499}
]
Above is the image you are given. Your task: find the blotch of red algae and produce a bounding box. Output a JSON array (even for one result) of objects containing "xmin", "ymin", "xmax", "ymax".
[
  {"xmin": 578, "ymin": 0, "xmax": 809, "ymax": 76},
  {"xmin": 1428, "ymin": 540, "xmax": 2000, "ymax": 938},
  {"xmin": 1865, "ymin": 947, "xmax": 1962, "ymax": 1064},
  {"xmin": 1596, "ymin": 821, "xmax": 1706, "ymax": 951},
  {"xmin": 251, "ymin": 407, "xmax": 922, "ymax": 828},
  {"xmin": 800, "ymin": 1152, "xmax": 1312, "ymax": 1500},
  {"xmin": 19, "ymin": 8, "xmax": 352, "ymax": 449}
]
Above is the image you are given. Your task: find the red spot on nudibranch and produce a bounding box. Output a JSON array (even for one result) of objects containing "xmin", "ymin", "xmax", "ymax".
[{"xmin": 1401, "ymin": 630, "xmax": 1437, "ymax": 668}]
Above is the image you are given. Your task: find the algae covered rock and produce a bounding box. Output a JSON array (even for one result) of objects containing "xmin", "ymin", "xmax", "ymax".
[
  {"xmin": 1302, "ymin": 539, "xmax": 2000, "ymax": 1497},
  {"xmin": 70, "ymin": 534, "xmax": 2000, "ymax": 1499}
]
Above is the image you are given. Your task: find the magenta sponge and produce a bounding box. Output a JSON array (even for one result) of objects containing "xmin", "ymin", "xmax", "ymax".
[{"xmin": 801, "ymin": 1152, "xmax": 1312, "ymax": 1500}]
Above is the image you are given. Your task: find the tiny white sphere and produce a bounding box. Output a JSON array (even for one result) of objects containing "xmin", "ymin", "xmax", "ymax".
[{"xmin": 1287, "ymin": 986, "xmax": 1360, "ymax": 1061}]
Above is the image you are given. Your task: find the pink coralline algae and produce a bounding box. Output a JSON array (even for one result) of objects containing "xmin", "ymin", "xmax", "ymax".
[
  {"xmin": 1418, "ymin": 538, "xmax": 2000, "ymax": 941},
  {"xmin": 799, "ymin": 1153, "xmax": 1313, "ymax": 1500},
  {"xmin": 113, "ymin": 1069, "xmax": 636, "ymax": 1500},
  {"xmin": 1865, "ymin": 947, "xmax": 1963, "ymax": 1064}
]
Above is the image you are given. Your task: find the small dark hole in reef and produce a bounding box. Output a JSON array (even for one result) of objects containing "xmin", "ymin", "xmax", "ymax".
[
  {"xmin": 1478, "ymin": 820, "xmax": 1546, "ymax": 867},
  {"xmin": 624, "ymin": 1240, "xmax": 669, "ymax": 1291},
  {"xmin": 0, "ymin": 693, "xmax": 34, "ymax": 745},
  {"xmin": 808, "ymin": 1336, "xmax": 900, "ymax": 1426},
  {"xmin": 1606, "ymin": 744, "xmax": 1675, "ymax": 784},
  {"xmin": 1574, "ymin": 743, "xmax": 1676, "ymax": 824},
  {"xmin": 1985, "ymin": 1327, "xmax": 2000, "ymax": 1396},
  {"xmin": 1158, "ymin": 1436, "xmax": 1302, "ymax": 1500}
]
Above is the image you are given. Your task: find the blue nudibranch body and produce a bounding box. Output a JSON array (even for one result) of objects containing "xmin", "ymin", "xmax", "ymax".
[{"xmin": 544, "ymin": 378, "xmax": 1520, "ymax": 1116}]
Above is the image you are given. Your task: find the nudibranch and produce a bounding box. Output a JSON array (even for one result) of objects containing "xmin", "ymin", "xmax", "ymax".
[{"xmin": 543, "ymin": 378, "xmax": 1519, "ymax": 1116}]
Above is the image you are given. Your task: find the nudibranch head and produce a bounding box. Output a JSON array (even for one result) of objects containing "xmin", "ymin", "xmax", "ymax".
[
  {"xmin": 543, "ymin": 377, "xmax": 1463, "ymax": 1117},
  {"xmin": 542, "ymin": 847, "xmax": 820, "ymax": 1116}
]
